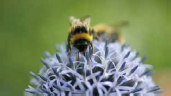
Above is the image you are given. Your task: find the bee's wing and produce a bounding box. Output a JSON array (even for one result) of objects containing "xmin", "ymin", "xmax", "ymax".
[
  {"xmin": 69, "ymin": 16, "xmax": 75, "ymax": 26},
  {"xmin": 80, "ymin": 15, "xmax": 90, "ymax": 22},
  {"xmin": 69, "ymin": 16, "xmax": 80, "ymax": 26},
  {"xmin": 110, "ymin": 21, "xmax": 129, "ymax": 29},
  {"xmin": 81, "ymin": 16, "xmax": 91, "ymax": 27}
]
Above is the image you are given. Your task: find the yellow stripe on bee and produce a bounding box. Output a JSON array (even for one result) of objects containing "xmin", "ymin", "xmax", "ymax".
[{"xmin": 71, "ymin": 33, "xmax": 93, "ymax": 43}]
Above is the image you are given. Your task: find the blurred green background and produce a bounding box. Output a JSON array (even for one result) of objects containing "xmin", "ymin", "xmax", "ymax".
[{"xmin": 0, "ymin": 0, "xmax": 170, "ymax": 96}]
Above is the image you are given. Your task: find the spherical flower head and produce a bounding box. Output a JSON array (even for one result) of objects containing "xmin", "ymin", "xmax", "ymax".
[{"xmin": 25, "ymin": 39, "xmax": 161, "ymax": 96}]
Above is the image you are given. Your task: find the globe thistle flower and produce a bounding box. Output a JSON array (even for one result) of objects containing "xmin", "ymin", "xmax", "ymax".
[
  {"xmin": 25, "ymin": 16, "xmax": 161, "ymax": 95},
  {"xmin": 25, "ymin": 39, "xmax": 161, "ymax": 96}
]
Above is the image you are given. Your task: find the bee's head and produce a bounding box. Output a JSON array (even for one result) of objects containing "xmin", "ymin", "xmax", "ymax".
[{"xmin": 74, "ymin": 39, "xmax": 90, "ymax": 52}]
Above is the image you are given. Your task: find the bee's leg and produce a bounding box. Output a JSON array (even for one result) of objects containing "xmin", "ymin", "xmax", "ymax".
[
  {"xmin": 77, "ymin": 52, "xmax": 80, "ymax": 61},
  {"xmin": 95, "ymin": 36, "xmax": 100, "ymax": 41},
  {"xmin": 89, "ymin": 43, "xmax": 94, "ymax": 62},
  {"xmin": 83, "ymin": 52, "xmax": 85, "ymax": 56},
  {"xmin": 93, "ymin": 33, "xmax": 100, "ymax": 41},
  {"xmin": 67, "ymin": 42, "xmax": 72, "ymax": 57},
  {"xmin": 92, "ymin": 30, "xmax": 99, "ymax": 41},
  {"xmin": 90, "ymin": 43, "xmax": 94, "ymax": 55}
]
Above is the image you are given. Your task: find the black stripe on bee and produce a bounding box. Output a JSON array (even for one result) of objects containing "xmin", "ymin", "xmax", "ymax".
[{"xmin": 71, "ymin": 26, "xmax": 88, "ymax": 34}]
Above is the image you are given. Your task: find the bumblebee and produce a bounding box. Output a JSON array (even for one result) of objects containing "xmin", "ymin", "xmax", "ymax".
[
  {"xmin": 93, "ymin": 21, "xmax": 129, "ymax": 44},
  {"xmin": 67, "ymin": 16, "xmax": 94, "ymax": 55}
]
